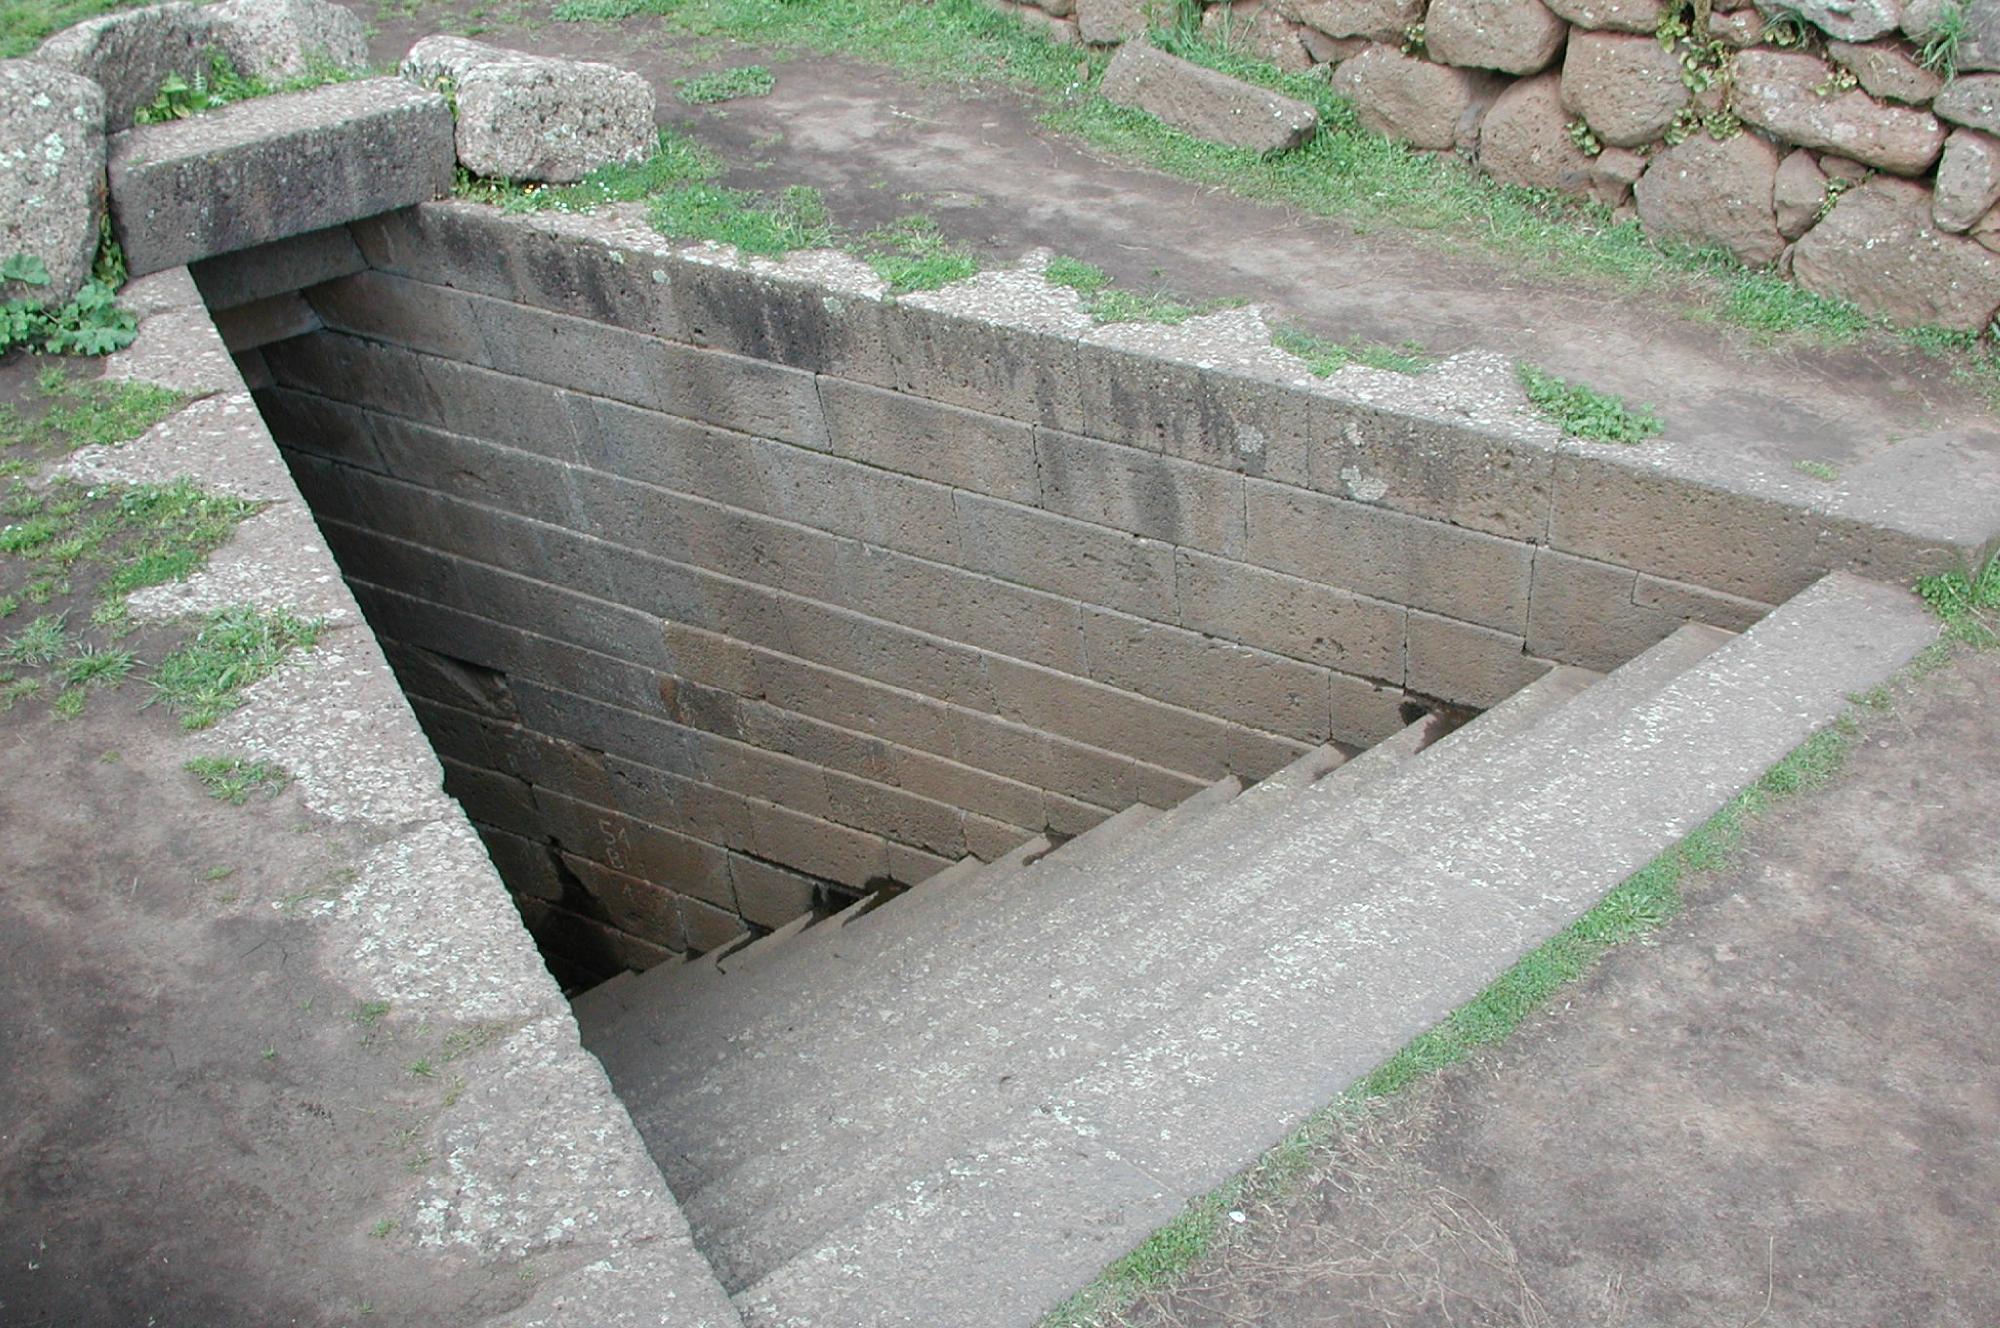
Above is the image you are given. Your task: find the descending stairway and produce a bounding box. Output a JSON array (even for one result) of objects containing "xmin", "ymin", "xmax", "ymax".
[{"xmin": 574, "ymin": 573, "xmax": 1937, "ymax": 1328}]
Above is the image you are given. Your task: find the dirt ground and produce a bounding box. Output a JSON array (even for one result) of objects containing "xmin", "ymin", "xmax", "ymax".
[
  {"xmin": 0, "ymin": 688, "xmax": 532, "ymax": 1327},
  {"xmin": 1105, "ymin": 643, "xmax": 2000, "ymax": 1328}
]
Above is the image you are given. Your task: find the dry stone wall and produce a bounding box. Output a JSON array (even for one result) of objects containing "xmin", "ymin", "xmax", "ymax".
[
  {"xmin": 207, "ymin": 201, "xmax": 1975, "ymax": 984},
  {"xmin": 1064, "ymin": 0, "xmax": 2000, "ymax": 330}
]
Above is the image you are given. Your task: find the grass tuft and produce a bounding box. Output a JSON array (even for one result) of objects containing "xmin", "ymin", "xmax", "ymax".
[
  {"xmin": 1271, "ymin": 324, "xmax": 1431, "ymax": 376},
  {"xmin": 860, "ymin": 215, "xmax": 981, "ymax": 294},
  {"xmin": 1518, "ymin": 363, "xmax": 1664, "ymax": 444},
  {"xmin": 147, "ymin": 605, "xmax": 324, "ymax": 729},
  {"xmin": 185, "ymin": 755, "xmax": 291, "ymax": 804},
  {"xmin": 676, "ymin": 63, "xmax": 777, "ymax": 103}
]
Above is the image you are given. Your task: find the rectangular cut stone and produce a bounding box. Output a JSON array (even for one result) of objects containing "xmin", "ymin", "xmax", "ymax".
[
  {"xmin": 953, "ymin": 494, "xmax": 1178, "ymax": 621},
  {"xmin": 1078, "ymin": 606, "xmax": 1335, "ymax": 743},
  {"xmin": 879, "ymin": 300, "xmax": 1087, "ymax": 432},
  {"xmin": 1100, "ymin": 40, "xmax": 1319, "ymax": 153},
  {"xmin": 1175, "ymin": 548, "xmax": 1406, "ymax": 681},
  {"xmin": 1404, "ymin": 609, "xmax": 1552, "ymax": 709},
  {"xmin": 1034, "ymin": 427, "xmax": 1248, "ymax": 556},
  {"xmin": 1074, "ymin": 347, "xmax": 1313, "ymax": 486},
  {"xmin": 818, "ymin": 378, "xmax": 1039, "ymax": 504},
  {"xmin": 1244, "ymin": 479, "xmax": 1535, "ymax": 631},
  {"xmin": 1526, "ymin": 548, "xmax": 1684, "ymax": 672},
  {"xmin": 1306, "ymin": 397, "xmax": 1555, "ymax": 541},
  {"xmin": 108, "ymin": 79, "xmax": 453, "ymax": 276},
  {"xmin": 189, "ymin": 224, "xmax": 366, "ymax": 310}
]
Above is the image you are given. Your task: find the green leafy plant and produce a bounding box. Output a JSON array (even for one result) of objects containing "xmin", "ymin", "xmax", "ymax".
[
  {"xmin": 675, "ymin": 63, "xmax": 777, "ymax": 104},
  {"xmin": 0, "ymin": 254, "xmax": 138, "ymax": 357},
  {"xmin": 1916, "ymin": 553, "xmax": 2000, "ymax": 646},
  {"xmin": 1518, "ymin": 364, "xmax": 1665, "ymax": 443},
  {"xmin": 1566, "ymin": 119, "xmax": 1603, "ymax": 157},
  {"xmin": 132, "ymin": 49, "xmax": 360, "ymax": 126}
]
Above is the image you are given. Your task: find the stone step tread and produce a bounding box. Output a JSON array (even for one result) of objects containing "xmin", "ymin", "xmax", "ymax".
[
  {"xmin": 711, "ymin": 575, "xmax": 1936, "ymax": 1326},
  {"xmin": 638, "ymin": 645, "xmax": 1726, "ymax": 1275},
  {"xmin": 622, "ymin": 661, "xmax": 1602, "ymax": 1173}
]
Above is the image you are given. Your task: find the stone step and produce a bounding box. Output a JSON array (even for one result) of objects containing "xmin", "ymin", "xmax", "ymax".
[{"xmin": 719, "ymin": 573, "xmax": 1935, "ymax": 1328}]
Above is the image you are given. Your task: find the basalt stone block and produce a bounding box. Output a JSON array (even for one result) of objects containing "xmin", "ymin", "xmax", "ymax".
[
  {"xmin": 1275, "ymin": 0, "xmax": 1423, "ymax": 41},
  {"xmin": 401, "ymin": 36, "xmax": 654, "ymax": 183},
  {"xmin": 0, "ymin": 61, "xmax": 105, "ymax": 306},
  {"xmin": 1100, "ymin": 42, "xmax": 1319, "ymax": 152},
  {"xmin": 107, "ymin": 78, "xmax": 453, "ymax": 276},
  {"xmin": 1478, "ymin": 73, "xmax": 1596, "ymax": 193},
  {"xmin": 1755, "ymin": 0, "xmax": 1900, "ymax": 41},
  {"xmin": 1734, "ymin": 49, "xmax": 1946, "ymax": 174},
  {"xmin": 1540, "ymin": 0, "xmax": 1666, "ymax": 32}
]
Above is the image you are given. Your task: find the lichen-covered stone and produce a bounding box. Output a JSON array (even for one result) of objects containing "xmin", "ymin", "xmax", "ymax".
[
  {"xmin": 401, "ymin": 37, "xmax": 654, "ymax": 184},
  {"xmin": 1755, "ymin": 0, "xmax": 1900, "ymax": 41},
  {"xmin": 1733, "ymin": 48, "xmax": 1946, "ymax": 174},
  {"xmin": 1826, "ymin": 38, "xmax": 1944, "ymax": 104},
  {"xmin": 1772, "ymin": 147, "xmax": 1829, "ymax": 239},
  {"xmin": 1934, "ymin": 73, "xmax": 2000, "ymax": 135},
  {"xmin": 1934, "ymin": 128, "xmax": 2000, "ymax": 231},
  {"xmin": 1634, "ymin": 130, "xmax": 1786, "ymax": 265},
  {"xmin": 34, "ymin": 2, "xmax": 216, "ymax": 129},
  {"xmin": 1330, "ymin": 44, "xmax": 1504, "ymax": 149},
  {"xmin": 1541, "ymin": 0, "xmax": 1666, "ymax": 32},
  {"xmin": 1478, "ymin": 72, "xmax": 1594, "ymax": 192},
  {"xmin": 1425, "ymin": 0, "xmax": 1567, "ymax": 75},
  {"xmin": 208, "ymin": 0, "xmax": 369, "ymax": 81},
  {"xmin": 1793, "ymin": 174, "xmax": 2000, "ymax": 329},
  {"xmin": 1274, "ymin": 0, "xmax": 1424, "ymax": 42},
  {"xmin": 1201, "ymin": 0, "xmax": 1316, "ymax": 71},
  {"xmin": 0, "ymin": 60, "xmax": 106, "ymax": 306},
  {"xmin": 1560, "ymin": 30, "xmax": 1690, "ymax": 148},
  {"xmin": 1101, "ymin": 41, "xmax": 1319, "ymax": 151}
]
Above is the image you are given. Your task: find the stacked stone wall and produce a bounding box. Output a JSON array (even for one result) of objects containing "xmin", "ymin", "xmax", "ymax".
[
  {"xmin": 1061, "ymin": 0, "xmax": 2000, "ymax": 330},
  {"xmin": 222, "ymin": 203, "xmax": 1965, "ymax": 984}
]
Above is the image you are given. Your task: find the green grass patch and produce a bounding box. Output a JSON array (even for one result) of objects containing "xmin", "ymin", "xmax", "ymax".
[
  {"xmin": 1042, "ymin": 717, "xmax": 1862, "ymax": 1326},
  {"xmin": 453, "ymin": 129, "xmax": 722, "ymax": 213},
  {"xmin": 860, "ymin": 215, "xmax": 981, "ymax": 294},
  {"xmin": 676, "ymin": 63, "xmax": 776, "ymax": 104},
  {"xmin": 1, "ymin": 611, "xmax": 67, "ymax": 665},
  {"xmin": 649, "ymin": 181, "xmax": 837, "ymax": 256},
  {"xmin": 185, "ymin": 755, "xmax": 291, "ymax": 805},
  {"xmin": 1271, "ymin": 324, "xmax": 1431, "ymax": 376},
  {"xmin": 1793, "ymin": 458, "xmax": 1841, "ymax": 482},
  {"xmin": 1040, "ymin": 254, "xmax": 1244, "ymax": 325},
  {"xmin": 147, "ymin": 605, "xmax": 324, "ymax": 729},
  {"xmin": 1518, "ymin": 363, "xmax": 1664, "ymax": 444},
  {"xmin": 1917, "ymin": 553, "xmax": 2000, "ymax": 648},
  {"xmin": 0, "ymin": 0, "xmax": 136, "ymax": 58}
]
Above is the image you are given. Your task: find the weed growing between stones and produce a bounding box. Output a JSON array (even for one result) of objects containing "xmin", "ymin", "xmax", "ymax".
[
  {"xmin": 1917, "ymin": 553, "xmax": 2000, "ymax": 648},
  {"xmin": 1040, "ymin": 254, "xmax": 1251, "ymax": 326},
  {"xmin": 857, "ymin": 216, "xmax": 980, "ymax": 293},
  {"xmin": 1517, "ymin": 363, "xmax": 1665, "ymax": 444},
  {"xmin": 184, "ymin": 754, "xmax": 291, "ymax": 804},
  {"xmin": 1271, "ymin": 324, "xmax": 1431, "ymax": 375},
  {"xmin": 674, "ymin": 62, "xmax": 775, "ymax": 103}
]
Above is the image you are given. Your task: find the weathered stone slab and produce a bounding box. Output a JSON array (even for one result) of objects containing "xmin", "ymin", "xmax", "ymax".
[
  {"xmin": 1201, "ymin": 0, "xmax": 1316, "ymax": 71},
  {"xmin": 1634, "ymin": 130, "xmax": 1786, "ymax": 265},
  {"xmin": 33, "ymin": 1, "xmax": 214, "ymax": 129},
  {"xmin": 1560, "ymin": 29, "xmax": 1690, "ymax": 147},
  {"xmin": 1100, "ymin": 41, "xmax": 1318, "ymax": 152},
  {"xmin": 1332, "ymin": 44, "xmax": 1504, "ymax": 149},
  {"xmin": 1794, "ymin": 174, "xmax": 2000, "ymax": 329},
  {"xmin": 0, "ymin": 60, "xmax": 105, "ymax": 305},
  {"xmin": 209, "ymin": 0, "xmax": 370, "ymax": 80},
  {"xmin": 1734, "ymin": 48, "xmax": 1947, "ymax": 174},
  {"xmin": 107, "ymin": 77, "xmax": 453, "ymax": 276},
  {"xmin": 1425, "ymin": 0, "xmax": 1567, "ymax": 75},
  {"xmin": 401, "ymin": 36, "xmax": 654, "ymax": 183},
  {"xmin": 1478, "ymin": 72, "xmax": 1594, "ymax": 193}
]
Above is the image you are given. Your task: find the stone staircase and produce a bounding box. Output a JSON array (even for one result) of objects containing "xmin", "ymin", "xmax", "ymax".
[{"xmin": 574, "ymin": 572, "xmax": 1937, "ymax": 1328}]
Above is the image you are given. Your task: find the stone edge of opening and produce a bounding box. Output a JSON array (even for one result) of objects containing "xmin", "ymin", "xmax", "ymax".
[{"xmin": 89, "ymin": 267, "xmax": 743, "ymax": 1326}]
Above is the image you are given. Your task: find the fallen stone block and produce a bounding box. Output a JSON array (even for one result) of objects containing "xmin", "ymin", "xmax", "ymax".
[
  {"xmin": 1099, "ymin": 41, "xmax": 1318, "ymax": 153},
  {"xmin": 0, "ymin": 60, "xmax": 106, "ymax": 306},
  {"xmin": 108, "ymin": 77, "xmax": 454, "ymax": 276},
  {"xmin": 401, "ymin": 36, "xmax": 654, "ymax": 183}
]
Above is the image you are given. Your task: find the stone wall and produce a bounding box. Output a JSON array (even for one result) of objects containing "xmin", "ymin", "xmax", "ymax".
[
  {"xmin": 208, "ymin": 201, "xmax": 1975, "ymax": 985},
  {"xmin": 1064, "ymin": 0, "xmax": 2000, "ymax": 330}
]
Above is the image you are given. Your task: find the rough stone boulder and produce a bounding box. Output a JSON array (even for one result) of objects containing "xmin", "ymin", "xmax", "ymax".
[
  {"xmin": 1733, "ymin": 49, "xmax": 1945, "ymax": 174},
  {"xmin": 1935, "ymin": 74, "xmax": 2000, "ymax": 135},
  {"xmin": 1633, "ymin": 130, "xmax": 1785, "ymax": 264},
  {"xmin": 1274, "ymin": 0, "xmax": 1423, "ymax": 43},
  {"xmin": 1588, "ymin": 145, "xmax": 1646, "ymax": 206},
  {"xmin": 0, "ymin": 61, "xmax": 106, "ymax": 306},
  {"xmin": 1076, "ymin": 0, "xmax": 1167, "ymax": 44},
  {"xmin": 1425, "ymin": 0, "xmax": 1568, "ymax": 75},
  {"xmin": 1101, "ymin": 42, "xmax": 1319, "ymax": 150},
  {"xmin": 208, "ymin": 0, "xmax": 370, "ymax": 81},
  {"xmin": 1560, "ymin": 30, "xmax": 1690, "ymax": 147},
  {"xmin": 1934, "ymin": 128, "xmax": 2000, "ymax": 231},
  {"xmin": 401, "ymin": 36, "xmax": 654, "ymax": 184},
  {"xmin": 1478, "ymin": 73, "xmax": 1595, "ymax": 192},
  {"xmin": 1793, "ymin": 174, "xmax": 2000, "ymax": 328},
  {"xmin": 1772, "ymin": 147, "xmax": 1829, "ymax": 239},
  {"xmin": 1201, "ymin": 1, "xmax": 1316, "ymax": 72},
  {"xmin": 34, "ymin": 2, "xmax": 216, "ymax": 129},
  {"xmin": 1331, "ymin": 44, "xmax": 1504, "ymax": 149},
  {"xmin": 1754, "ymin": 0, "xmax": 1900, "ymax": 41},
  {"xmin": 1826, "ymin": 38, "xmax": 1944, "ymax": 104},
  {"xmin": 1541, "ymin": 0, "xmax": 1666, "ymax": 33}
]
